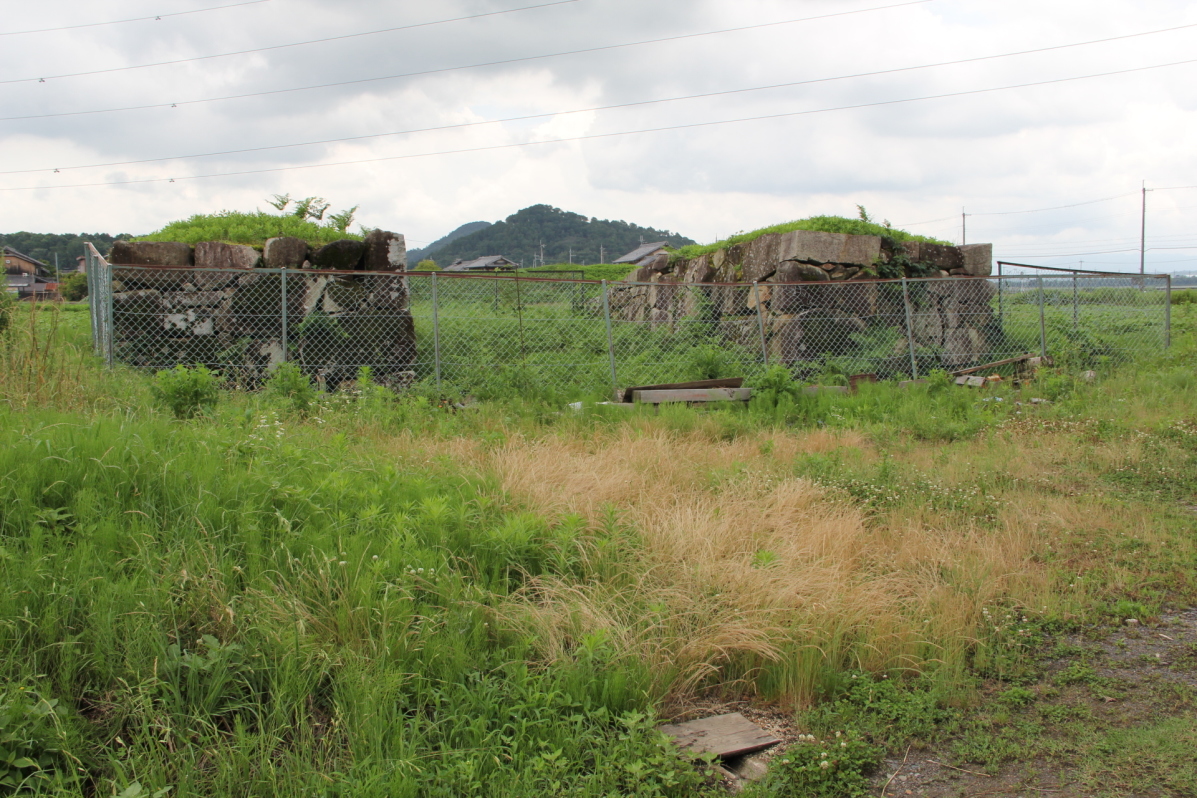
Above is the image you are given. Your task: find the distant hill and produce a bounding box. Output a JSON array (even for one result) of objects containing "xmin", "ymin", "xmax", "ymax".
[
  {"xmin": 424, "ymin": 205, "xmax": 694, "ymax": 267},
  {"xmin": 408, "ymin": 221, "xmax": 492, "ymax": 263},
  {"xmin": 1, "ymin": 232, "xmax": 130, "ymax": 271}
]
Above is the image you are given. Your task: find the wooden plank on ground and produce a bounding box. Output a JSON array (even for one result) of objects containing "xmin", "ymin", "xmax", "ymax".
[
  {"xmin": 621, "ymin": 378, "xmax": 744, "ymax": 402},
  {"xmin": 632, "ymin": 388, "xmax": 751, "ymax": 404},
  {"xmin": 657, "ymin": 713, "xmax": 781, "ymax": 759},
  {"xmin": 949, "ymin": 353, "xmax": 1035, "ymax": 377}
]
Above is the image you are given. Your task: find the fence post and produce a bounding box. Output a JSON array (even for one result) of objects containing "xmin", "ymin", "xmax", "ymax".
[
  {"xmin": 1164, "ymin": 274, "xmax": 1172, "ymax": 349},
  {"xmin": 85, "ymin": 246, "xmax": 99, "ymax": 356},
  {"xmin": 901, "ymin": 277, "xmax": 919, "ymax": 380},
  {"xmin": 1037, "ymin": 276, "xmax": 1047, "ymax": 358},
  {"xmin": 104, "ymin": 260, "xmax": 114, "ymax": 368},
  {"xmin": 1071, "ymin": 271, "xmax": 1079, "ymax": 332},
  {"xmin": 280, "ymin": 268, "xmax": 288, "ymax": 363},
  {"xmin": 752, "ymin": 281, "xmax": 769, "ymax": 368},
  {"xmin": 431, "ymin": 272, "xmax": 442, "ymax": 388},
  {"xmin": 997, "ymin": 261, "xmax": 1003, "ymax": 322},
  {"xmin": 601, "ymin": 280, "xmax": 619, "ymax": 401}
]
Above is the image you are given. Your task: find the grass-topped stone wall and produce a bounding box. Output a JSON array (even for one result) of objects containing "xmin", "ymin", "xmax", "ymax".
[
  {"xmin": 105, "ymin": 231, "xmax": 414, "ymax": 389},
  {"xmin": 613, "ymin": 226, "xmax": 997, "ymax": 369}
]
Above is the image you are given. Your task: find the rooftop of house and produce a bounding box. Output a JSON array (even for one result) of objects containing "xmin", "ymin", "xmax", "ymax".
[
  {"xmin": 3, "ymin": 246, "xmax": 50, "ymax": 271},
  {"xmin": 612, "ymin": 242, "xmax": 668, "ymax": 264},
  {"xmin": 444, "ymin": 255, "xmax": 516, "ymax": 272}
]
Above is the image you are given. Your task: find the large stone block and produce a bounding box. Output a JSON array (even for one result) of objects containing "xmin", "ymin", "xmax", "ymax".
[
  {"xmin": 195, "ymin": 241, "xmax": 260, "ymax": 271},
  {"xmin": 742, "ymin": 234, "xmax": 781, "ymax": 282},
  {"xmin": 109, "ymin": 241, "xmax": 193, "ymax": 266},
  {"xmin": 626, "ymin": 265, "xmax": 657, "ymax": 283},
  {"xmin": 264, "ymin": 237, "xmax": 309, "ymax": 268},
  {"xmin": 959, "ymin": 244, "xmax": 993, "ymax": 277},
  {"xmin": 919, "ymin": 243, "xmax": 963, "ymax": 271},
  {"xmin": 362, "ymin": 229, "xmax": 407, "ymax": 272},
  {"xmin": 899, "ymin": 241, "xmax": 921, "ymax": 262},
  {"xmin": 311, "ymin": 239, "xmax": 366, "ymax": 271},
  {"xmin": 641, "ymin": 252, "xmax": 671, "ymax": 273},
  {"xmin": 774, "ymin": 230, "xmax": 882, "ymax": 267},
  {"xmin": 775, "ymin": 261, "xmax": 830, "ymax": 283},
  {"xmin": 681, "ymin": 255, "xmax": 715, "ymax": 283}
]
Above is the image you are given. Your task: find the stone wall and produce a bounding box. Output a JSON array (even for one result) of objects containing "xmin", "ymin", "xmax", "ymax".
[
  {"xmin": 106, "ymin": 232, "xmax": 415, "ymax": 388},
  {"xmin": 610, "ymin": 229, "xmax": 998, "ymax": 370}
]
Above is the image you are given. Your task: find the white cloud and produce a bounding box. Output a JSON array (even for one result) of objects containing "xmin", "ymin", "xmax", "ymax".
[{"xmin": 1, "ymin": 0, "xmax": 1196, "ymax": 270}]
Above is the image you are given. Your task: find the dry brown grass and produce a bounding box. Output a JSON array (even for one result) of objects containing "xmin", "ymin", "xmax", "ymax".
[{"xmin": 419, "ymin": 422, "xmax": 1065, "ymax": 705}]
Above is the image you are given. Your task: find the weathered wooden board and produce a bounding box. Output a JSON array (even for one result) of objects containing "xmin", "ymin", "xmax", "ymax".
[
  {"xmin": 622, "ymin": 378, "xmax": 744, "ymax": 403},
  {"xmin": 949, "ymin": 353, "xmax": 1035, "ymax": 377},
  {"xmin": 657, "ymin": 713, "xmax": 781, "ymax": 759},
  {"xmin": 632, "ymin": 388, "xmax": 751, "ymax": 404}
]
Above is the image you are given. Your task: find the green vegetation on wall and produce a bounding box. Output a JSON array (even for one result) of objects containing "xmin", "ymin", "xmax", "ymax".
[
  {"xmin": 134, "ymin": 195, "xmax": 364, "ymax": 247},
  {"xmin": 675, "ymin": 211, "xmax": 952, "ymax": 260}
]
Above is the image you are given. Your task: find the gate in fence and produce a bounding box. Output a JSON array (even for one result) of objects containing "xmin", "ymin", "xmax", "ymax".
[{"xmin": 85, "ymin": 245, "xmax": 1172, "ymax": 400}]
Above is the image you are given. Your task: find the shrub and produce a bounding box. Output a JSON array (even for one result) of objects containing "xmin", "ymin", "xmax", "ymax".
[
  {"xmin": 754, "ymin": 733, "xmax": 881, "ymax": 798},
  {"xmin": 151, "ymin": 364, "xmax": 220, "ymax": 418},
  {"xmin": 264, "ymin": 362, "xmax": 316, "ymax": 414},
  {"xmin": 58, "ymin": 273, "xmax": 88, "ymax": 302}
]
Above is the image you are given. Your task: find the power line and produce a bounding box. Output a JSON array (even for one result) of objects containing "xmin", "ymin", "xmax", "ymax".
[
  {"xmin": 0, "ymin": 0, "xmax": 270, "ymax": 36},
  {"xmin": 0, "ymin": 0, "xmax": 931, "ymax": 99},
  {"xmin": 4, "ymin": 54, "xmax": 1196, "ymax": 192},
  {"xmin": 0, "ymin": 0, "xmax": 582, "ymax": 85},
  {"xmin": 11, "ymin": 18, "xmax": 1197, "ymax": 174}
]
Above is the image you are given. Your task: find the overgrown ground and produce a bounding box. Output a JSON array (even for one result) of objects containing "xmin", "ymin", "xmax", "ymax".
[{"xmin": 0, "ymin": 300, "xmax": 1194, "ymax": 796}]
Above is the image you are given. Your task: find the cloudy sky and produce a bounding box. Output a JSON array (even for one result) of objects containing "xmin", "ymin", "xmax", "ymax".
[{"xmin": 2, "ymin": 0, "xmax": 1195, "ymax": 271}]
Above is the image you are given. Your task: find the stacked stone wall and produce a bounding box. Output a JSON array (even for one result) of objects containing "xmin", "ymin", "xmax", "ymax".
[
  {"xmin": 106, "ymin": 232, "xmax": 414, "ymax": 388},
  {"xmin": 611, "ymin": 229, "xmax": 997, "ymax": 369}
]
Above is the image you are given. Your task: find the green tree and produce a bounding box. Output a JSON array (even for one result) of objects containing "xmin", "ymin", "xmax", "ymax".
[{"xmin": 59, "ymin": 273, "xmax": 88, "ymax": 302}]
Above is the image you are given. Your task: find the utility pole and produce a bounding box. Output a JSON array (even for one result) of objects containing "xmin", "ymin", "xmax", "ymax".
[
  {"xmin": 600, "ymin": 244, "xmax": 604, "ymax": 264},
  {"xmin": 569, "ymin": 247, "xmax": 573, "ymax": 265},
  {"xmin": 961, "ymin": 208, "xmax": 969, "ymax": 245},
  {"xmin": 539, "ymin": 240, "xmax": 545, "ymax": 268},
  {"xmin": 1140, "ymin": 181, "xmax": 1149, "ymax": 276}
]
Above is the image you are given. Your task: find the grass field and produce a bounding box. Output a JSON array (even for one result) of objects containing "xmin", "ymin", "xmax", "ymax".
[{"xmin": 0, "ymin": 299, "xmax": 1195, "ymax": 796}]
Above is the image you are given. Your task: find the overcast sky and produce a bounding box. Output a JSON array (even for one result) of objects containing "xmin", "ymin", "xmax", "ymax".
[{"xmin": 2, "ymin": 0, "xmax": 1195, "ymax": 271}]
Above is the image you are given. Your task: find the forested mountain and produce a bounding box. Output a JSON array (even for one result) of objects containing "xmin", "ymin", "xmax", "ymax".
[
  {"xmin": 408, "ymin": 221, "xmax": 492, "ymax": 263},
  {"xmin": 0, "ymin": 232, "xmax": 130, "ymax": 272},
  {"xmin": 425, "ymin": 205, "xmax": 694, "ymax": 267}
]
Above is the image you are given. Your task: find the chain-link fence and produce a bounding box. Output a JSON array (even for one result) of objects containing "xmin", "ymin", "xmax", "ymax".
[{"xmin": 86, "ymin": 244, "xmax": 1171, "ymax": 400}]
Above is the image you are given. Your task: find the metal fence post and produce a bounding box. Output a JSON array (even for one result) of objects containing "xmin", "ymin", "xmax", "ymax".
[
  {"xmin": 85, "ymin": 246, "xmax": 99, "ymax": 356},
  {"xmin": 431, "ymin": 272, "xmax": 442, "ymax": 387},
  {"xmin": 1165, "ymin": 274, "xmax": 1172, "ymax": 349},
  {"xmin": 601, "ymin": 280, "xmax": 618, "ymax": 400},
  {"xmin": 280, "ymin": 268, "xmax": 289, "ymax": 363},
  {"xmin": 900, "ymin": 277, "xmax": 919, "ymax": 379},
  {"xmin": 1071, "ymin": 271, "xmax": 1079, "ymax": 332},
  {"xmin": 1037, "ymin": 276, "xmax": 1047, "ymax": 358},
  {"xmin": 104, "ymin": 260, "xmax": 114, "ymax": 368},
  {"xmin": 997, "ymin": 261, "xmax": 1003, "ymax": 322},
  {"xmin": 752, "ymin": 281, "xmax": 769, "ymax": 368}
]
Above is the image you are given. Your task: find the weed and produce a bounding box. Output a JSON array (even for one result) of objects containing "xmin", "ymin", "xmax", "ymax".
[
  {"xmin": 751, "ymin": 732, "xmax": 881, "ymax": 798},
  {"xmin": 264, "ymin": 361, "xmax": 316, "ymax": 414},
  {"xmin": 151, "ymin": 364, "xmax": 221, "ymax": 418}
]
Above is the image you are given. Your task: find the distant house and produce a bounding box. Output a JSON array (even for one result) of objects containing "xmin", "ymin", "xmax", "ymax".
[
  {"xmin": 4, "ymin": 273, "xmax": 57, "ymax": 301},
  {"xmin": 612, "ymin": 242, "xmax": 669, "ymax": 266},
  {"xmin": 3, "ymin": 246, "xmax": 50, "ymax": 277},
  {"xmin": 444, "ymin": 255, "xmax": 518, "ymax": 272},
  {"xmin": 3, "ymin": 247, "xmax": 57, "ymax": 299}
]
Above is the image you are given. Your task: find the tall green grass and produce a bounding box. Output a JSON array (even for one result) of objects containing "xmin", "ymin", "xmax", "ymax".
[{"xmin": 0, "ymin": 411, "xmax": 713, "ymax": 796}]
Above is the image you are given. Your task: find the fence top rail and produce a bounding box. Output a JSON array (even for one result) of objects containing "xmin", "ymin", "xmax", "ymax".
[
  {"xmin": 996, "ymin": 260, "xmax": 1167, "ymax": 277},
  {"xmin": 102, "ymin": 263, "xmax": 1171, "ymax": 287}
]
